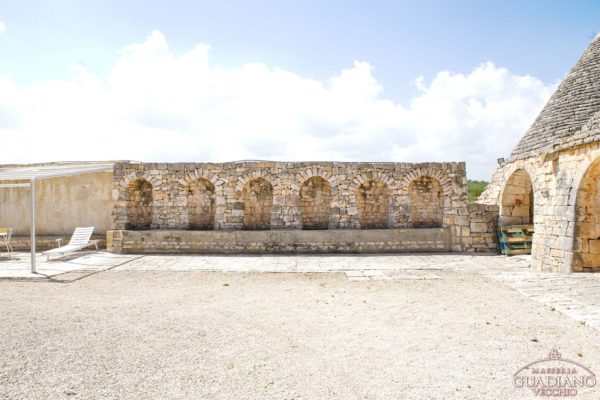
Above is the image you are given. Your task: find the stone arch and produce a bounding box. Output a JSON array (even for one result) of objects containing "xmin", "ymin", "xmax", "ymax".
[
  {"xmin": 186, "ymin": 178, "xmax": 216, "ymax": 230},
  {"xmin": 180, "ymin": 170, "xmax": 226, "ymax": 202},
  {"xmin": 406, "ymin": 176, "xmax": 443, "ymax": 228},
  {"xmin": 119, "ymin": 172, "xmax": 162, "ymax": 196},
  {"xmin": 398, "ymin": 168, "xmax": 453, "ymax": 198},
  {"xmin": 300, "ymin": 176, "xmax": 332, "ymax": 230},
  {"xmin": 235, "ymin": 170, "xmax": 270, "ymax": 194},
  {"xmin": 242, "ymin": 177, "xmax": 273, "ymax": 230},
  {"xmin": 125, "ymin": 178, "xmax": 154, "ymax": 229},
  {"xmin": 478, "ymin": 160, "xmax": 539, "ymax": 207},
  {"xmin": 355, "ymin": 180, "xmax": 390, "ymax": 229},
  {"xmin": 180, "ymin": 169, "xmax": 225, "ymax": 190},
  {"xmin": 292, "ymin": 166, "xmax": 339, "ymax": 196},
  {"xmin": 350, "ymin": 171, "xmax": 395, "ymax": 190},
  {"xmin": 572, "ymin": 157, "xmax": 600, "ymax": 272},
  {"xmin": 500, "ymin": 169, "xmax": 534, "ymax": 225}
]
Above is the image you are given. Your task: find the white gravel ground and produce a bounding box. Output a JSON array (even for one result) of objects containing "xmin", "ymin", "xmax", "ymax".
[{"xmin": 1, "ymin": 270, "xmax": 599, "ymax": 399}]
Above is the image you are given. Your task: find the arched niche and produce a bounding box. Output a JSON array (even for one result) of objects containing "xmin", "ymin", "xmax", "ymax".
[
  {"xmin": 187, "ymin": 178, "xmax": 216, "ymax": 230},
  {"xmin": 300, "ymin": 176, "xmax": 332, "ymax": 230},
  {"xmin": 243, "ymin": 178, "xmax": 273, "ymax": 230},
  {"xmin": 407, "ymin": 176, "xmax": 442, "ymax": 228},
  {"xmin": 356, "ymin": 180, "xmax": 390, "ymax": 229},
  {"xmin": 125, "ymin": 178, "xmax": 154, "ymax": 230}
]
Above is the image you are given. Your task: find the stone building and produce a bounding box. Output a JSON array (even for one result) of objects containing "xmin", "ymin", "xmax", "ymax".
[{"xmin": 478, "ymin": 35, "xmax": 600, "ymax": 273}]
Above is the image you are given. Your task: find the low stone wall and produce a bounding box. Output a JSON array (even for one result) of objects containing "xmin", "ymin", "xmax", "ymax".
[
  {"xmin": 106, "ymin": 228, "xmax": 453, "ymax": 254},
  {"xmin": 9, "ymin": 235, "xmax": 107, "ymax": 251},
  {"xmin": 464, "ymin": 204, "xmax": 499, "ymax": 253}
]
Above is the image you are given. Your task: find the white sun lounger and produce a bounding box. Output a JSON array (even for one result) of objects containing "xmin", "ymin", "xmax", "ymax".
[{"xmin": 42, "ymin": 226, "xmax": 99, "ymax": 260}]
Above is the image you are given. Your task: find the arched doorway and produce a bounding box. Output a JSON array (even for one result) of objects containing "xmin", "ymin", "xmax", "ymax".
[
  {"xmin": 573, "ymin": 158, "xmax": 600, "ymax": 272},
  {"xmin": 500, "ymin": 170, "xmax": 533, "ymax": 225}
]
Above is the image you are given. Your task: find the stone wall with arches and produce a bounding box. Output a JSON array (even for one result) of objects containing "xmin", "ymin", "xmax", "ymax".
[{"xmin": 110, "ymin": 160, "xmax": 497, "ymax": 253}]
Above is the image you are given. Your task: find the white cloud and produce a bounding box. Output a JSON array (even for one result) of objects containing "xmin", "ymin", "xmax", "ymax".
[
  {"xmin": 0, "ymin": 22, "xmax": 6, "ymax": 33},
  {"xmin": 0, "ymin": 29, "xmax": 556, "ymax": 179}
]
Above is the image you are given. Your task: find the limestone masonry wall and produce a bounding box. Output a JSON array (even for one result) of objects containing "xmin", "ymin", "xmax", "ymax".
[
  {"xmin": 106, "ymin": 228, "xmax": 453, "ymax": 254},
  {"xmin": 466, "ymin": 204, "xmax": 499, "ymax": 253},
  {"xmin": 109, "ymin": 161, "xmax": 498, "ymax": 253},
  {"xmin": 479, "ymin": 141, "xmax": 600, "ymax": 272}
]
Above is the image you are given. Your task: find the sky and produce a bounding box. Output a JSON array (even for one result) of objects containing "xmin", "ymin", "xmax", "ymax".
[{"xmin": 0, "ymin": 1, "xmax": 599, "ymax": 180}]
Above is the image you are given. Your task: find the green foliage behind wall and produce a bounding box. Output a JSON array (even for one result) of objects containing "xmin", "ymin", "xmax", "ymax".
[{"xmin": 468, "ymin": 180, "xmax": 488, "ymax": 204}]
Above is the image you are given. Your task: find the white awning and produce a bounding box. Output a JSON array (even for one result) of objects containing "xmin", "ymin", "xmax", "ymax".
[{"xmin": 0, "ymin": 163, "xmax": 113, "ymax": 184}]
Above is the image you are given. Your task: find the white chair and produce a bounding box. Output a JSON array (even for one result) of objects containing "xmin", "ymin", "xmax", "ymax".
[
  {"xmin": 42, "ymin": 227, "xmax": 99, "ymax": 260},
  {"xmin": 0, "ymin": 227, "xmax": 14, "ymax": 257}
]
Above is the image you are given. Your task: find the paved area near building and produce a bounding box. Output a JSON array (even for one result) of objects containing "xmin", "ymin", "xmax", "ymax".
[
  {"xmin": 0, "ymin": 251, "xmax": 527, "ymax": 278},
  {"xmin": 489, "ymin": 270, "xmax": 600, "ymax": 331},
  {"xmin": 0, "ymin": 251, "xmax": 143, "ymax": 278},
  {"xmin": 2, "ymin": 251, "xmax": 600, "ymax": 333},
  {"xmin": 2, "ymin": 264, "xmax": 600, "ymax": 399}
]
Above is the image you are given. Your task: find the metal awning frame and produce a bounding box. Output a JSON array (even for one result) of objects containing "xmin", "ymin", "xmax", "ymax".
[{"xmin": 0, "ymin": 164, "xmax": 113, "ymax": 273}]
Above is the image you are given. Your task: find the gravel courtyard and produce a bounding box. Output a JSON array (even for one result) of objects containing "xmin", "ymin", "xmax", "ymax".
[{"xmin": 1, "ymin": 268, "xmax": 600, "ymax": 400}]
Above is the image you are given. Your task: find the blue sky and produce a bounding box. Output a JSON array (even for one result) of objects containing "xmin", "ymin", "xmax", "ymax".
[{"xmin": 0, "ymin": 1, "xmax": 598, "ymax": 179}]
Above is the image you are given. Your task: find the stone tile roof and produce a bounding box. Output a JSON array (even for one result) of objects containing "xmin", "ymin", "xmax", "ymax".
[{"xmin": 509, "ymin": 35, "xmax": 600, "ymax": 160}]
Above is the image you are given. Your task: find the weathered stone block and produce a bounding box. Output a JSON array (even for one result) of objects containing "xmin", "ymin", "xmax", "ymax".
[{"xmin": 470, "ymin": 222, "xmax": 488, "ymax": 233}]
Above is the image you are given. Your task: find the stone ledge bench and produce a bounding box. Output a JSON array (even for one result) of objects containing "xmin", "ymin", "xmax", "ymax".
[{"xmin": 107, "ymin": 228, "xmax": 453, "ymax": 254}]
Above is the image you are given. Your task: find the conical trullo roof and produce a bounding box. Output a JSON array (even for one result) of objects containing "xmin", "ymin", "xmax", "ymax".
[{"xmin": 509, "ymin": 34, "xmax": 600, "ymax": 160}]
